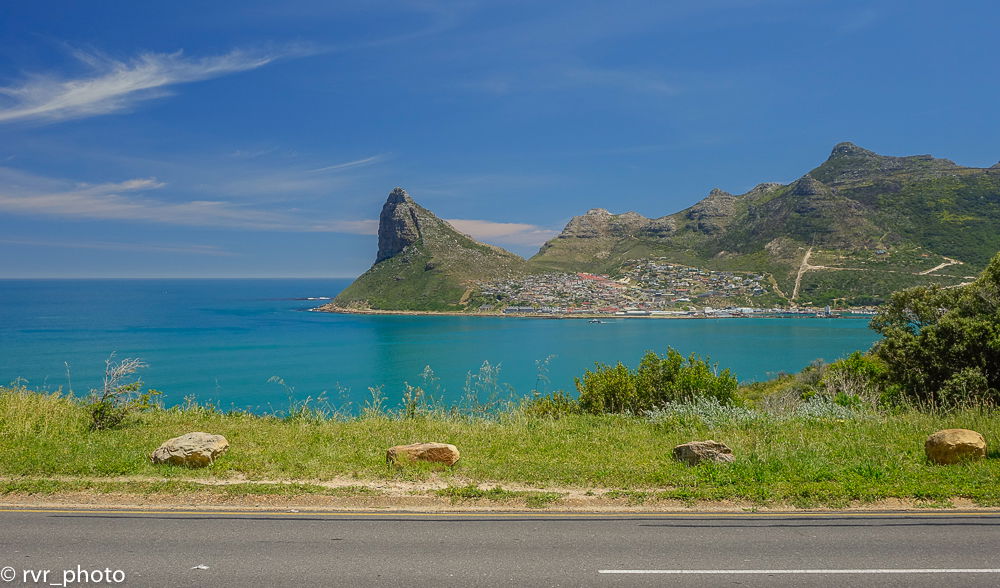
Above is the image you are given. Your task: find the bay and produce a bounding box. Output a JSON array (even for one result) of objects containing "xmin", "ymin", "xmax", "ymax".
[{"xmin": 0, "ymin": 279, "xmax": 880, "ymax": 413}]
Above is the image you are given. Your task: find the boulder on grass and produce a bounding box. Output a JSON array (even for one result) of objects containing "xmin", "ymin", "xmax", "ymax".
[
  {"xmin": 925, "ymin": 429, "xmax": 986, "ymax": 465},
  {"xmin": 386, "ymin": 442, "xmax": 460, "ymax": 466},
  {"xmin": 151, "ymin": 432, "xmax": 229, "ymax": 467},
  {"xmin": 672, "ymin": 440, "xmax": 734, "ymax": 466}
]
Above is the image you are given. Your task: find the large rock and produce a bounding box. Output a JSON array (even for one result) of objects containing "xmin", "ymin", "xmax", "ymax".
[
  {"xmin": 925, "ymin": 429, "xmax": 987, "ymax": 465},
  {"xmin": 386, "ymin": 442, "xmax": 460, "ymax": 466},
  {"xmin": 376, "ymin": 188, "xmax": 423, "ymax": 263},
  {"xmin": 672, "ymin": 440, "xmax": 734, "ymax": 466},
  {"xmin": 151, "ymin": 432, "xmax": 229, "ymax": 467}
]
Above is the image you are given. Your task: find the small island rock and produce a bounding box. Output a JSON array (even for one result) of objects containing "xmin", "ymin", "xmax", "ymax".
[
  {"xmin": 151, "ymin": 432, "xmax": 229, "ymax": 467},
  {"xmin": 925, "ymin": 429, "xmax": 986, "ymax": 465},
  {"xmin": 386, "ymin": 442, "xmax": 460, "ymax": 466},
  {"xmin": 672, "ymin": 440, "xmax": 734, "ymax": 465}
]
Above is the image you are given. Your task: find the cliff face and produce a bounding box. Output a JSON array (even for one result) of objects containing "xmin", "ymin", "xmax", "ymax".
[{"xmin": 376, "ymin": 188, "xmax": 423, "ymax": 262}]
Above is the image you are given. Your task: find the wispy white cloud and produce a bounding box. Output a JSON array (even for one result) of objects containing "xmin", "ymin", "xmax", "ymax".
[
  {"xmin": 0, "ymin": 46, "xmax": 307, "ymax": 124},
  {"xmin": 208, "ymin": 153, "xmax": 389, "ymax": 199},
  {"xmin": 0, "ymin": 167, "xmax": 377, "ymax": 234},
  {"xmin": 0, "ymin": 237, "xmax": 235, "ymax": 256},
  {"xmin": 303, "ymin": 219, "xmax": 379, "ymax": 234},
  {"xmin": 446, "ymin": 218, "xmax": 558, "ymax": 247},
  {"xmin": 229, "ymin": 146, "xmax": 284, "ymax": 160},
  {"xmin": 309, "ymin": 154, "xmax": 388, "ymax": 173}
]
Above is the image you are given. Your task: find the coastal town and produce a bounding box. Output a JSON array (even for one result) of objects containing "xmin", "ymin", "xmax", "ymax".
[{"xmin": 475, "ymin": 259, "xmax": 871, "ymax": 318}]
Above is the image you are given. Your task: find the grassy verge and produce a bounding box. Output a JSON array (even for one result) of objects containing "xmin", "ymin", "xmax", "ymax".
[
  {"xmin": 2, "ymin": 386, "xmax": 999, "ymax": 508},
  {"xmin": 0, "ymin": 479, "xmax": 378, "ymax": 498}
]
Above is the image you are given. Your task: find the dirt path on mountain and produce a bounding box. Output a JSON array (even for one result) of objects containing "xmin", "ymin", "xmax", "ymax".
[
  {"xmin": 791, "ymin": 247, "xmax": 874, "ymax": 301},
  {"xmin": 918, "ymin": 256, "xmax": 962, "ymax": 275}
]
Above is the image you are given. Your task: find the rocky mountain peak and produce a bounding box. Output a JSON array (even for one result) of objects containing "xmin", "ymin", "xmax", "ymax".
[
  {"xmin": 559, "ymin": 208, "xmax": 651, "ymax": 239},
  {"xmin": 386, "ymin": 186, "xmax": 414, "ymax": 205},
  {"xmin": 828, "ymin": 142, "xmax": 880, "ymax": 160},
  {"xmin": 788, "ymin": 175, "xmax": 832, "ymax": 197},
  {"xmin": 815, "ymin": 142, "xmax": 961, "ymax": 185},
  {"xmin": 682, "ymin": 188, "xmax": 738, "ymax": 234},
  {"xmin": 376, "ymin": 187, "xmax": 425, "ymax": 263}
]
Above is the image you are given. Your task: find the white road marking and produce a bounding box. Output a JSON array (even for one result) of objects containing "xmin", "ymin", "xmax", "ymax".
[{"xmin": 599, "ymin": 569, "xmax": 1000, "ymax": 575}]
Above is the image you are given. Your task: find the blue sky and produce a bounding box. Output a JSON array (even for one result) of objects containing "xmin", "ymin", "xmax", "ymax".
[{"xmin": 1, "ymin": 0, "xmax": 997, "ymax": 277}]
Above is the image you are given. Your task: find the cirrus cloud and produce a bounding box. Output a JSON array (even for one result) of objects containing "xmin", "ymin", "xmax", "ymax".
[
  {"xmin": 445, "ymin": 218, "xmax": 558, "ymax": 247},
  {"xmin": 0, "ymin": 46, "xmax": 310, "ymax": 124},
  {"xmin": 0, "ymin": 167, "xmax": 377, "ymax": 234}
]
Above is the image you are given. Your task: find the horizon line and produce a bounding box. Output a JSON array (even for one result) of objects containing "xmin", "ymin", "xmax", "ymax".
[{"xmin": 0, "ymin": 276, "xmax": 359, "ymax": 280}]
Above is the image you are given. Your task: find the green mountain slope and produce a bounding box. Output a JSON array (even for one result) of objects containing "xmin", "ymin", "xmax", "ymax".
[
  {"xmin": 330, "ymin": 188, "xmax": 527, "ymax": 311},
  {"xmin": 529, "ymin": 143, "xmax": 1000, "ymax": 304}
]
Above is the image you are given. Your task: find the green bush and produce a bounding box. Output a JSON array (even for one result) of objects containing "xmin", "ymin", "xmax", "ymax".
[
  {"xmin": 870, "ymin": 251, "xmax": 1000, "ymax": 408},
  {"xmin": 518, "ymin": 390, "xmax": 581, "ymax": 418},
  {"xmin": 820, "ymin": 352, "xmax": 889, "ymax": 407},
  {"xmin": 576, "ymin": 348, "xmax": 738, "ymax": 414},
  {"xmin": 87, "ymin": 355, "xmax": 160, "ymax": 430}
]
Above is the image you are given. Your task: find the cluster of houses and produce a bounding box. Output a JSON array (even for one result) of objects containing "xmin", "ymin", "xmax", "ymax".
[
  {"xmin": 476, "ymin": 261, "xmax": 777, "ymax": 316},
  {"xmin": 617, "ymin": 259, "xmax": 770, "ymax": 305},
  {"xmin": 477, "ymin": 272, "xmax": 636, "ymax": 313}
]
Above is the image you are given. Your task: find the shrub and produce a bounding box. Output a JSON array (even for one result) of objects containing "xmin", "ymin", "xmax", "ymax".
[
  {"xmin": 575, "ymin": 362, "xmax": 638, "ymax": 414},
  {"xmin": 820, "ymin": 352, "xmax": 888, "ymax": 408},
  {"xmin": 86, "ymin": 355, "xmax": 160, "ymax": 430},
  {"xmin": 518, "ymin": 390, "xmax": 580, "ymax": 418},
  {"xmin": 871, "ymin": 251, "xmax": 1000, "ymax": 407},
  {"xmin": 576, "ymin": 348, "xmax": 738, "ymax": 414},
  {"xmin": 647, "ymin": 396, "xmax": 760, "ymax": 427}
]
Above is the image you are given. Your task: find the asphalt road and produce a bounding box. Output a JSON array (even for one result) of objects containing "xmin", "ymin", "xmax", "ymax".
[{"xmin": 3, "ymin": 508, "xmax": 1000, "ymax": 587}]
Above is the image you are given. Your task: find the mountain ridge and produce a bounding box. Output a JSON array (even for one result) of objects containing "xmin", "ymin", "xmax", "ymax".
[{"xmin": 328, "ymin": 143, "xmax": 1000, "ymax": 310}]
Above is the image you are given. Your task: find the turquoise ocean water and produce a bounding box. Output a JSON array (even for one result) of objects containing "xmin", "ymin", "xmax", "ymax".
[{"xmin": 0, "ymin": 279, "xmax": 880, "ymax": 412}]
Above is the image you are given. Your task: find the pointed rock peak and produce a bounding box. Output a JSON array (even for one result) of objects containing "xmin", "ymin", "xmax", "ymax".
[
  {"xmin": 386, "ymin": 186, "xmax": 413, "ymax": 205},
  {"xmin": 585, "ymin": 208, "xmax": 611, "ymax": 215},
  {"xmin": 828, "ymin": 142, "xmax": 879, "ymax": 160},
  {"xmin": 377, "ymin": 187, "xmax": 427, "ymax": 263},
  {"xmin": 707, "ymin": 187, "xmax": 734, "ymax": 198}
]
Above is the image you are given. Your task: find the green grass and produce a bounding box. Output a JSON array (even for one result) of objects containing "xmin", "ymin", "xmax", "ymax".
[
  {"xmin": 436, "ymin": 485, "xmax": 562, "ymax": 508},
  {"xmin": 0, "ymin": 478, "xmax": 379, "ymax": 498},
  {"xmin": 2, "ymin": 386, "xmax": 1000, "ymax": 507}
]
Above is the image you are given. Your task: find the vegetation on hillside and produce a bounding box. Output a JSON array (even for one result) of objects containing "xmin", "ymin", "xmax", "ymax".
[
  {"xmin": 527, "ymin": 144, "xmax": 999, "ymax": 307},
  {"xmin": 870, "ymin": 252, "xmax": 1000, "ymax": 407}
]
